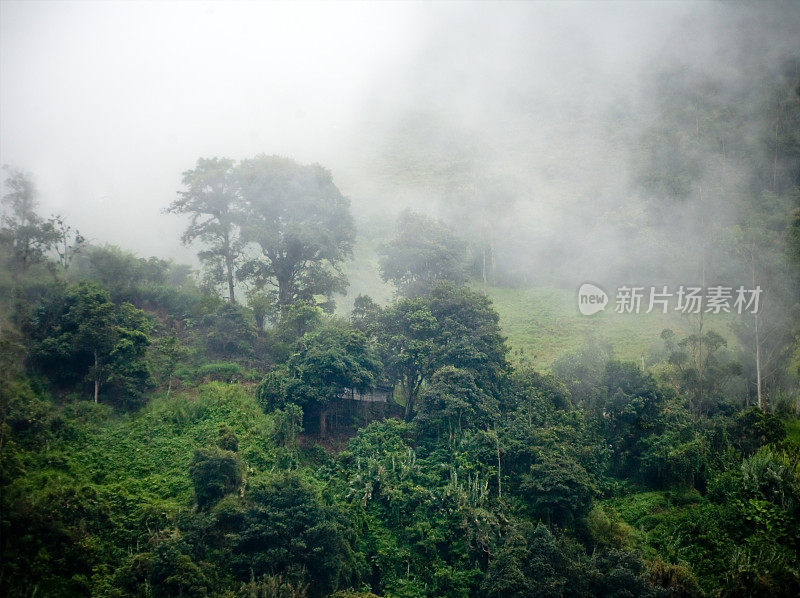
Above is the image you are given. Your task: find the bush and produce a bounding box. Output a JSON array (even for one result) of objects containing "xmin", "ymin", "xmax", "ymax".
[
  {"xmin": 189, "ymin": 446, "xmax": 242, "ymax": 509},
  {"xmin": 587, "ymin": 505, "xmax": 634, "ymax": 549},
  {"xmin": 195, "ymin": 362, "xmax": 244, "ymax": 383}
]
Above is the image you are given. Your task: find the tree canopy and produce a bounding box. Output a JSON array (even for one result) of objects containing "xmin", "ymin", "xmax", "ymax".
[
  {"xmin": 237, "ymin": 155, "xmax": 355, "ymax": 309},
  {"xmin": 379, "ymin": 210, "xmax": 467, "ymax": 296},
  {"xmin": 168, "ymin": 157, "xmax": 244, "ymax": 303}
]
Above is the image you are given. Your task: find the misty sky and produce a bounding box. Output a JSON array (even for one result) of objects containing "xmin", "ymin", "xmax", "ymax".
[
  {"xmin": 1, "ymin": 0, "xmax": 429, "ymax": 260},
  {"xmin": 1, "ymin": 1, "xmax": 798, "ymax": 271}
]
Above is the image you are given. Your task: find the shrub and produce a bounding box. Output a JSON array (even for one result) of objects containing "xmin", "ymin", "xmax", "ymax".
[{"xmin": 189, "ymin": 446, "xmax": 242, "ymax": 509}]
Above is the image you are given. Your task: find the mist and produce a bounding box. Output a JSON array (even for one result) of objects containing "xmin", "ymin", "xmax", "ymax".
[{"xmin": 2, "ymin": 0, "xmax": 799, "ymax": 288}]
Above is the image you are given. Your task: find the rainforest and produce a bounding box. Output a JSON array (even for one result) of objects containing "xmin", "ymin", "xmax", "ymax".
[{"xmin": 1, "ymin": 2, "xmax": 799, "ymax": 597}]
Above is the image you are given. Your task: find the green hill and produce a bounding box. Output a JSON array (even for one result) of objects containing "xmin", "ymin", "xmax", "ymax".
[{"xmin": 485, "ymin": 285, "xmax": 741, "ymax": 369}]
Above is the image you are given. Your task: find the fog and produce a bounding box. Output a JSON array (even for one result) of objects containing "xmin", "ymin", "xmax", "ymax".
[
  {"xmin": 0, "ymin": 1, "xmax": 425, "ymax": 261},
  {"xmin": 2, "ymin": 0, "xmax": 798, "ymax": 287}
]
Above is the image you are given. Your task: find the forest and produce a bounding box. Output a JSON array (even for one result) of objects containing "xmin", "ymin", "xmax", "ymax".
[{"xmin": 1, "ymin": 2, "xmax": 800, "ymax": 597}]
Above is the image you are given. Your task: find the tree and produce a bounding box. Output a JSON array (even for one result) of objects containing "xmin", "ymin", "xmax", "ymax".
[
  {"xmin": 189, "ymin": 446, "xmax": 242, "ymax": 509},
  {"xmin": 27, "ymin": 281, "xmax": 151, "ymax": 404},
  {"xmin": 378, "ymin": 296, "xmax": 438, "ymax": 421},
  {"xmin": 377, "ymin": 283, "xmax": 508, "ymax": 420},
  {"xmin": 415, "ymin": 366, "xmax": 496, "ymax": 442},
  {"xmin": 48, "ymin": 214, "xmax": 85, "ymax": 274},
  {"xmin": 597, "ymin": 360, "xmax": 667, "ymax": 476},
  {"xmin": 661, "ymin": 328, "xmax": 742, "ymax": 414},
  {"xmin": 728, "ymin": 190, "xmax": 800, "ymax": 412},
  {"xmin": 728, "ymin": 406, "xmax": 786, "ymax": 457},
  {"xmin": 237, "ymin": 155, "xmax": 355, "ymax": 308},
  {"xmin": 481, "ymin": 521, "xmax": 584, "ymax": 597},
  {"xmin": 150, "ymin": 334, "xmax": 189, "ymax": 397},
  {"xmin": 232, "ymin": 472, "xmax": 356, "ymax": 596},
  {"xmin": 350, "ymin": 294, "xmax": 382, "ymax": 335},
  {"xmin": 272, "ymin": 403, "xmax": 303, "ymax": 451},
  {"xmin": 0, "ymin": 167, "xmax": 58, "ymax": 276},
  {"xmin": 284, "ymin": 320, "xmax": 380, "ymax": 436},
  {"xmin": 168, "ymin": 157, "xmax": 243, "ymax": 303},
  {"xmin": 551, "ymin": 338, "xmax": 614, "ymax": 408},
  {"xmin": 203, "ymin": 302, "xmax": 257, "ymax": 358},
  {"xmin": 247, "ymin": 288, "xmax": 278, "ymax": 335},
  {"xmin": 520, "ymin": 454, "xmax": 598, "ymax": 526},
  {"xmin": 378, "ymin": 210, "xmax": 467, "ymax": 296}
]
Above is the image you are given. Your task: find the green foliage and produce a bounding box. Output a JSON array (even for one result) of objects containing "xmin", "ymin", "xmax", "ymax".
[
  {"xmin": 378, "ymin": 210, "xmax": 468, "ymax": 296},
  {"xmin": 218, "ymin": 423, "xmax": 240, "ymax": 452},
  {"xmin": 642, "ymin": 424, "xmax": 713, "ymax": 489},
  {"xmin": 72, "ymin": 245, "xmax": 204, "ymax": 324},
  {"xmin": 482, "ymin": 522, "xmax": 590, "ymax": 597},
  {"xmin": 586, "ymin": 504, "xmax": 634, "ymax": 549},
  {"xmin": 195, "ymin": 361, "xmax": 245, "ymax": 382},
  {"xmin": 168, "ymin": 156, "xmax": 244, "ymax": 303},
  {"xmin": 238, "ymin": 574, "xmax": 310, "ymax": 598},
  {"xmin": 376, "ymin": 282, "xmax": 509, "ymax": 420},
  {"xmin": 520, "ymin": 452, "xmax": 598, "ymax": 526},
  {"xmin": 149, "ymin": 334, "xmax": 190, "ymax": 394},
  {"xmin": 661, "ymin": 327, "xmax": 744, "ymax": 415},
  {"xmin": 257, "ymin": 365, "xmax": 291, "ymax": 412},
  {"xmin": 551, "ymin": 337, "xmax": 613, "ymax": 407},
  {"xmin": 26, "ymin": 280, "xmax": 152, "ymax": 405},
  {"xmin": 729, "ymin": 406, "xmax": 787, "ymax": 456},
  {"xmin": 204, "ymin": 302, "xmax": 257, "ymax": 358},
  {"xmin": 277, "ymin": 301, "xmax": 323, "ymax": 342},
  {"xmin": 0, "ymin": 166, "xmax": 60, "ymax": 275},
  {"xmin": 596, "ymin": 360, "xmax": 668, "ymax": 477},
  {"xmin": 190, "ymin": 446, "xmax": 243, "ymax": 509},
  {"xmin": 272, "ymin": 403, "xmax": 303, "ymax": 450},
  {"xmin": 248, "ymin": 287, "xmax": 279, "ymax": 333},
  {"xmin": 647, "ymin": 559, "xmax": 703, "ymax": 598},
  {"xmin": 741, "ymin": 446, "xmax": 800, "ymax": 520},
  {"xmin": 2, "ymin": 174, "xmax": 799, "ymax": 598},
  {"xmin": 415, "ymin": 366, "xmax": 497, "ymax": 441},
  {"xmin": 232, "ymin": 471, "xmax": 357, "ymax": 597},
  {"xmin": 237, "ymin": 155, "xmax": 355, "ymax": 307},
  {"xmin": 278, "ymin": 320, "xmax": 380, "ymax": 434}
]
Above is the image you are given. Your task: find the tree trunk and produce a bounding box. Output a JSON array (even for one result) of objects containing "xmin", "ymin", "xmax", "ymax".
[
  {"xmin": 226, "ymin": 256, "xmax": 236, "ymax": 304},
  {"xmin": 404, "ymin": 388, "xmax": 416, "ymax": 422},
  {"xmin": 696, "ymin": 224, "xmax": 706, "ymax": 415},
  {"xmin": 751, "ymin": 247, "xmax": 764, "ymax": 410},
  {"xmin": 93, "ymin": 351, "xmax": 100, "ymax": 403},
  {"xmin": 482, "ymin": 246, "xmax": 487, "ymax": 293},
  {"xmin": 277, "ymin": 275, "xmax": 292, "ymax": 307},
  {"xmin": 319, "ymin": 408, "xmax": 327, "ymax": 438},
  {"xmin": 223, "ymin": 233, "xmax": 236, "ymax": 303},
  {"xmin": 495, "ymin": 431, "xmax": 501, "ymax": 499},
  {"xmin": 489, "ymin": 239, "xmax": 496, "ymax": 284},
  {"xmin": 755, "ymin": 312, "xmax": 763, "ymax": 410}
]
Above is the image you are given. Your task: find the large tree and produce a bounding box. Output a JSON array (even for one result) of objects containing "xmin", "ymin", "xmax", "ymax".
[
  {"xmin": 284, "ymin": 320, "xmax": 380, "ymax": 436},
  {"xmin": 168, "ymin": 157, "xmax": 243, "ymax": 303},
  {"xmin": 375, "ymin": 282, "xmax": 509, "ymax": 420},
  {"xmin": 236, "ymin": 155, "xmax": 355, "ymax": 308},
  {"xmin": 378, "ymin": 210, "xmax": 467, "ymax": 296}
]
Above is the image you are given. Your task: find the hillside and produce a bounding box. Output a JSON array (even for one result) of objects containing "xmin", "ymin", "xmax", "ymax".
[{"xmin": 486, "ymin": 285, "xmax": 739, "ymax": 369}]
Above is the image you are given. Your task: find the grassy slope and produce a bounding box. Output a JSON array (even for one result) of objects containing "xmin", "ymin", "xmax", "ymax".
[{"xmin": 486, "ymin": 285, "xmax": 740, "ymax": 369}]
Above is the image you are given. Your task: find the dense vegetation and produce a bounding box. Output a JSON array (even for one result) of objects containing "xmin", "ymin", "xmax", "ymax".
[{"xmin": 2, "ymin": 59, "xmax": 800, "ymax": 598}]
